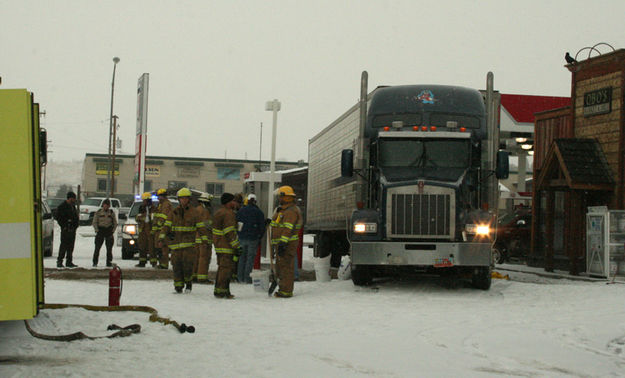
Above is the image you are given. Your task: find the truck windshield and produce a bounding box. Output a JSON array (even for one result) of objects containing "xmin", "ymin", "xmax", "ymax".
[
  {"xmin": 82, "ymin": 198, "xmax": 103, "ymax": 206},
  {"xmin": 379, "ymin": 138, "xmax": 469, "ymax": 168}
]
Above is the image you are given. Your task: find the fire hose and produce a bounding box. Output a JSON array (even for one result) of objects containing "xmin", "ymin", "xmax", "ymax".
[{"xmin": 24, "ymin": 303, "xmax": 195, "ymax": 342}]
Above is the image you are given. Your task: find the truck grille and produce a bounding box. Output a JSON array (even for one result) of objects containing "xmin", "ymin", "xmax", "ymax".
[{"xmin": 389, "ymin": 192, "xmax": 452, "ymax": 238}]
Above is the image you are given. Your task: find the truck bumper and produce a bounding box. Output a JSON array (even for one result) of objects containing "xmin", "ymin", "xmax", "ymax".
[{"xmin": 351, "ymin": 241, "xmax": 491, "ymax": 266}]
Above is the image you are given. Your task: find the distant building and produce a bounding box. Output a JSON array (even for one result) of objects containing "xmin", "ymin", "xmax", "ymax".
[{"xmin": 81, "ymin": 153, "xmax": 305, "ymax": 204}]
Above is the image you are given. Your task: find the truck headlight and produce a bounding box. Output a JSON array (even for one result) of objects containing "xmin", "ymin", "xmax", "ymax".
[
  {"xmin": 123, "ymin": 224, "xmax": 137, "ymax": 235},
  {"xmin": 465, "ymin": 224, "xmax": 490, "ymax": 236},
  {"xmin": 353, "ymin": 222, "xmax": 377, "ymax": 233}
]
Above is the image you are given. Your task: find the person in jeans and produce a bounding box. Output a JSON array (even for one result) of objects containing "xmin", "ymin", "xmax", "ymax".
[
  {"xmin": 92, "ymin": 199, "xmax": 118, "ymax": 267},
  {"xmin": 236, "ymin": 194, "xmax": 265, "ymax": 283},
  {"xmin": 56, "ymin": 191, "xmax": 79, "ymax": 268}
]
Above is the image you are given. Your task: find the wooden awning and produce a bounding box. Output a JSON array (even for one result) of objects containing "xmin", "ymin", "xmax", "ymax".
[{"xmin": 536, "ymin": 138, "xmax": 614, "ymax": 191}]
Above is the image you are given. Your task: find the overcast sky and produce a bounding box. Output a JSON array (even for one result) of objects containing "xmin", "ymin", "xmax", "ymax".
[{"xmin": 3, "ymin": 1, "xmax": 624, "ymax": 163}]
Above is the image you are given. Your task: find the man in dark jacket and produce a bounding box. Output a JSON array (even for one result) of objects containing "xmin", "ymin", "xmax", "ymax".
[
  {"xmin": 56, "ymin": 191, "xmax": 79, "ymax": 268},
  {"xmin": 236, "ymin": 194, "xmax": 265, "ymax": 283}
]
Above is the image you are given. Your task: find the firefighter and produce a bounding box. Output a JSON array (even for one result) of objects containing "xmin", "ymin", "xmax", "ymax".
[
  {"xmin": 193, "ymin": 192, "xmax": 213, "ymax": 283},
  {"xmin": 212, "ymin": 192, "xmax": 242, "ymax": 299},
  {"xmin": 153, "ymin": 188, "xmax": 174, "ymax": 269},
  {"xmin": 158, "ymin": 188, "xmax": 208, "ymax": 293},
  {"xmin": 270, "ymin": 186, "xmax": 303, "ymax": 298},
  {"xmin": 135, "ymin": 192, "xmax": 157, "ymax": 267}
]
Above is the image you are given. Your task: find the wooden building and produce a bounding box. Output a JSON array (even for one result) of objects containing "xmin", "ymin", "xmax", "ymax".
[{"xmin": 530, "ymin": 49, "xmax": 625, "ymax": 273}]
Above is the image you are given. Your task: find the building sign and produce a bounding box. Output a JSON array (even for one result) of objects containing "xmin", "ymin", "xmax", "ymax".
[
  {"xmin": 178, "ymin": 166, "xmax": 200, "ymax": 178},
  {"xmin": 145, "ymin": 165, "xmax": 160, "ymax": 177},
  {"xmin": 584, "ymin": 87, "xmax": 612, "ymax": 117},
  {"xmin": 218, "ymin": 167, "xmax": 240, "ymax": 180},
  {"xmin": 96, "ymin": 162, "xmax": 119, "ymax": 176}
]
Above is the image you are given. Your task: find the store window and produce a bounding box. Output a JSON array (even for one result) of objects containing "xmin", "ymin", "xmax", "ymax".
[{"xmin": 206, "ymin": 183, "xmax": 224, "ymax": 196}]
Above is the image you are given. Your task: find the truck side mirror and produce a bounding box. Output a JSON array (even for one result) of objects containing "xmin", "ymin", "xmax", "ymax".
[
  {"xmin": 496, "ymin": 150, "xmax": 509, "ymax": 179},
  {"xmin": 39, "ymin": 128, "xmax": 48, "ymax": 166},
  {"xmin": 341, "ymin": 149, "xmax": 354, "ymax": 177}
]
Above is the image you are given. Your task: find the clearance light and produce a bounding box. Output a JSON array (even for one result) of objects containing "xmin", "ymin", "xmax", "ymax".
[
  {"xmin": 430, "ymin": 126, "xmax": 437, "ymax": 131},
  {"xmin": 421, "ymin": 126, "xmax": 427, "ymax": 131},
  {"xmin": 459, "ymin": 127, "xmax": 466, "ymax": 132},
  {"xmin": 129, "ymin": 240, "xmax": 135, "ymax": 245},
  {"xmin": 413, "ymin": 126, "xmax": 419, "ymax": 131},
  {"xmin": 384, "ymin": 126, "xmax": 390, "ymax": 131},
  {"xmin": 353, "ymin": 222, "xmax": 377, "ymax": 233}
]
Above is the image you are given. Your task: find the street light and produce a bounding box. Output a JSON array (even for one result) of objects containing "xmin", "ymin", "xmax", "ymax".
[
  {"xmin": 265, "ymin": 99, "xmax": 281, "ymax": 255},
  {"xmin": 107, "ymin": 57, "xmax": 120, "ymax": 197}
]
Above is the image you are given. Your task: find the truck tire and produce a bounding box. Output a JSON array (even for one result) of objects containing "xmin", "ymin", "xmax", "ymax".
[
  {"xmin": 121, "ymin": 247, "xmax": 134, "ymax": 260},
  {"xmin": 351, "ymin": 265, "xmax": 372, "ymax": 286},
  {"xmin": 492, "ymin": 247, "xmax": 505, "ymax": 264},
  {"xmin": 471, "ymin": 266, "xmax": 492, "ymax": 290}
]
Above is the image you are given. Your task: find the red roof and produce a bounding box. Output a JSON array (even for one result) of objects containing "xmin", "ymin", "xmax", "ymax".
[{"xmin": 501, "ymin": 94, "xmax": 570, "ymax": 124}]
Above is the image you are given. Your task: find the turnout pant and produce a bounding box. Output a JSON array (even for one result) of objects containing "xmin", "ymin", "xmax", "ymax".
[
  {"xmin": 57, "ymin": 229, "xmax": 76, "ymax": 265},
  {"xmin": 154, "ymin": 232, "xmax": 170, "ymax": 268},
  {"xmin": 171, "ymin": 247, "xmax": 197, "ymax": 290},
  {"xmin": 93, "ymin": 230, "xmax": 114, "ymax": 265},
  {"xmin": 276, "ymin": 242, "xmax": 297, "ymax": 296},
  {"xmin": 138, "ymin": 230, "xmax": 155, "ymax": 265},
  {"xmin": 194, "ymin": 243, "xmax": 212, "ymax": 282},
  {"xmin": 214, "ymin": 253, "xmax": 235, "ymax": 295}
]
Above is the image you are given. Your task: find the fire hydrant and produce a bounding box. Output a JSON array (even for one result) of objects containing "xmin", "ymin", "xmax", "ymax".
[{"xmin": 109, "ymin": 264, "xmax": 122, "ymax": 306}]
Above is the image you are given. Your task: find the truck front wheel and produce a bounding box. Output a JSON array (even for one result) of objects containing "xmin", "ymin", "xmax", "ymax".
[
  {"xmin": 471, "ymin": 266, "xmax": 492, "ymax": 290},
  {"xmin": 351, "ymin": 264, "xmax": 372, "ymax": 286}
]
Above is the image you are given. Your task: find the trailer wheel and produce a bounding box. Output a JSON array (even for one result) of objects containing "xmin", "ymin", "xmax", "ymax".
[
  {"xmin": 351, "ymin": 265, "xmax": 372, "ymax": 286},
  {"xmin": 471, "ymin": 266, "xmax": 492, "ymax": 290}
]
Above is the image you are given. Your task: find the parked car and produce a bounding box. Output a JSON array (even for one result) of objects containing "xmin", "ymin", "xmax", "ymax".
[
  {"xmin": 119, "ymin": 198, "xmax": 179, "ymax": 260},
  {"xmin": 45, "ymin": 197, "xmax": 65, "ymax": 218},
  {"xmin": 79, "ymin": 197, "xmax": 122, "ymax": 226},
  {"xmin": 41, "ymin": 199, "xmax": 54, "ymax": 257},
  {"xmin": 493, "ymin": 206, "xmax": 532, "ymax": 264}
]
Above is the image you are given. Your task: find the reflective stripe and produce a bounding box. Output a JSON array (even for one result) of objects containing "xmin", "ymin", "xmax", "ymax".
[
  {"xmin": 230, "ymin": 239, "xmax": 240, "ymax": 248},
  {"xmin": 214, "ymin": 288, "xmax": 229, "ymax": 294},
  {"xmin": 289, "ymin": 235, "xmax": 299, "ymax": 241},
  {"xmin": 280, "ymin": 236, "xmax": 289, "ymax": 243},
  {"xmin": 223, "ymin": 226, "xmax": 236, "ymax": 234},
  {"xmin": 283, "ymin": 222, "xmax": 294, "ymax": 230},
  {"xmin": 271, "ymin": 239, "xmax": 281, "ymax": 245},
  {"xmin": 169, "ymin": 242, "xmax": 196, "ymax": 250},
  {"xmin": 164, "ymin": 221, "xmax": 173, "ymax": 227},
  {"xmin": 270, "ymin": 221, "xmax": 279, "ymax": 227},
  {"xmin": 212, "ymin": 228, "xmax": 225, "ymax": 235},
  {"xmin": 197, "ymin": 274, "xmax": 208, "ymax": 280},
  {"xmin": 277, "ymin": 291, "xmax": 293, "ymax": 297},
  {"xmin": 0, "ymin": 222, "xmax": 31, "ymax": 259},
  {"xmin": 154, "ymin": 213, "xmax": 168, "ymax": 219},
  {"xmin": 215, "ymin": 248, "xmax": 233, "ymax": 254},
  {"xmin": 201, "ymin": 235, "xmax": 210, "ymax": 241},
  {"xmin": 195, "ymin": 238, "xmax": 202, "ymax": 244},
  {"xmin": 196, "ymin": 222, "xmax": 205, "ymax": 228},
  {"xmin": 174, "ymin": 281, "xmax": 184, "ymax": 288},
  {"xmin": 172, "ymin": 226, "xmax": 195, "ymax": 232}
]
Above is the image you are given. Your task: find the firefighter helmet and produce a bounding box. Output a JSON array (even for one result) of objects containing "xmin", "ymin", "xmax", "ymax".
[
  {"xmin": 157, "ymin": 188, "xmax": 167, "ymax": 196},
  {"xmin": 198, "ymin": 192, "xmax": 213, "ymax": 203},
  {"xmin": 177, "ymin": 187, "xmax": 192, "ymax": 197},
  {"xmin": 276, "ymin": 185, "xmax": 296, "ymax": 197},
  {"xmin": 141, "ymin": 192, "xmax": 151, "ymax": 200}
]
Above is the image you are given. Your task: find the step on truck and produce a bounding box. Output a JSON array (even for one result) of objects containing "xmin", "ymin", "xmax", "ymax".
[{"xmin": 306, "ymin": 72, "xmax": 508, "ymax": 289}]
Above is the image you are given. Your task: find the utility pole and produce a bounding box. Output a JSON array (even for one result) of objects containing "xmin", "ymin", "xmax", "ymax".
[
  {"xmin": 258, "ymin": 122, "xmax": 263, "ymax": 172},
  {"xmin": 110, "ymin": 115, "xmax": 118, "ymax": 198}
]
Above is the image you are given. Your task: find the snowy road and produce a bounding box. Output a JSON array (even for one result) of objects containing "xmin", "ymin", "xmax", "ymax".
[{"xmin": 1, "ymin": 226, "xmax": 625, "ymax": 377}]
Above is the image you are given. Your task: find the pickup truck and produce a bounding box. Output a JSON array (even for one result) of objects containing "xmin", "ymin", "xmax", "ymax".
[
  {"xmin": 119, "ymin": 198, "xmax": 178, "ymax": 259},
  {"xmin": 79, "ymin": 197, "xmax": 122, "ymax": 226}
]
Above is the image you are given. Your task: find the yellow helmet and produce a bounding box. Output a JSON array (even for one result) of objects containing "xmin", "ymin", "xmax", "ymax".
[
  {"xmin": 277, "ymin": 185, "xmax": 296, "ymax": 197},
  {"xmin": 157, "ymin": 188, "xmax": 167, "ymax": 196},
  {"xmin": 177, "ymin": 187, "xmax": 192, "ymax": 197},
  {"xmin": 141, "ymin": 192, "xmax": 152, "ymax": 200}
]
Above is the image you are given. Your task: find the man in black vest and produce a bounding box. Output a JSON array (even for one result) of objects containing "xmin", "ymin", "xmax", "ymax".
[{"xmin": 56, "ymin": 191, "xmax": 79, "ymax": 268}]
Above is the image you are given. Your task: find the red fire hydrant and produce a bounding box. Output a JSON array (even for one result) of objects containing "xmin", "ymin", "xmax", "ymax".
[{"xmin": 109, "ymin": 264, "xmax": 122, "ymax": 306}]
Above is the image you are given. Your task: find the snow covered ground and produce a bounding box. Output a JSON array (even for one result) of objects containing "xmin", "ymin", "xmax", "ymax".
[{"xmin": 1, "ymin": 226, "xmax": 625, "ymax": 377}]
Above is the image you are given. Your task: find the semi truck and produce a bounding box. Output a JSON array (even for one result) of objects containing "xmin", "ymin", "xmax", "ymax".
[{"xmin": 306, "ymin": 72, "xmax": 508, "ymax": 289}]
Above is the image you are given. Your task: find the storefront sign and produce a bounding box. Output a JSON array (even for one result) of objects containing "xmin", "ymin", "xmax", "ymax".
[
  {"xmin": 145, "ymin": 165, "xmax": 160, "ymax": 177},
  {"xmin": 584, "ymin": 87, "xmax": 612, "ymax": 117},
  {"xmin": 96, "ymin": 162, "xmax": 119, "ymax": 176},
  {"xmin": 178, "ymin": 166, "xmax": 200, "ymax": 178}
]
